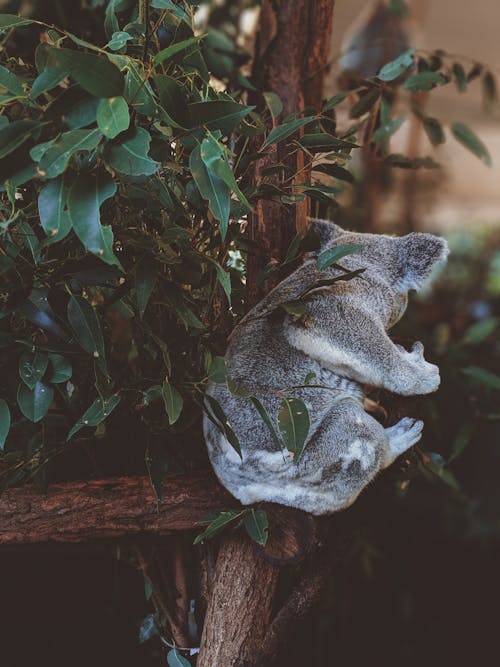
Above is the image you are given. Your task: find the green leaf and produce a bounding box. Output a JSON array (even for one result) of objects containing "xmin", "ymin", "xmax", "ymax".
[
  {"xmin": 371, "ymin": 117, "xmax": 405, "ymax": 144},
  {"xmin": 263, "ymin": 91, "xmax": 283, "ymax": 119},
  {"xmin": 422, "ymin": 116, "xmax": 445, "ymax": 146},
  {"xmin": 322, "ymin": 92, "xmax": 348, "ymax": 111},
  {"xmin": 154, "ymin": 74, "xmax": 188, "ymax": 128},
  {"xmin": 135, "ymin": 256, "xmax": 158, "ymax": 317},
  {"xmin": 461, "ymin": 366, "xmax": 500, "ymax": 390},
  {"xmin": 162, "ymin": 381, "xmax": 183, "ymax": 425},
  {"xmin": 107, "ymin": 31, "xmax": 133, "ymax": 51},
  {"xmin": 46, "ymin": 46, "xmax": 125, "ymax": 98},
  {"xmin": 261, "ymin": 116, "xmax": 316, "ymax": 149},
  {"xmin": 299, "ymin": 133, "xmax": 358, "ymax": 153},
  {"xmin": 278, "ymin": 398, "xmax": 310, "ymax": 461},
  {"xmin": 164, "ymin": 286, "xmax": 204, "ymax": 330},
  {"xmin": 243, "ymin": 509, "xmax": 269, "ymax": 546},
  {"xmin": 67, "ymin": 295, "xmax": 107, "ymax": 372},
  {"xmin": 452, "ymin": 63, "xmax": 467, "ymax": 92},
  {"xmin": 190, "ymin": 143, "xmax": 230, "ymax": 238},
  {"xmin": 0, "ymin": 399, "xmax": 11, "ymax": 450},
  {"xmin": 48, "ymin": 353, "xmax": 72, "ymax": 383},
  {"xmin": 377, "ymin": 49, "xmax": 415, "ymax": 81},
  {"xmin": 451, "ymin": 122, "xmax": 492, "ymax": 166},
  {"xmin": 124, "ymin": 63, "xmax": 157, "ymax": 116},
  {"xmin": 31, "ymin": 67, "xmax": 67, "ymax": 97},
  {"xmin": 349, "ymin": 89, "xmax": 381, "ymax": 118},
  {"xmin": 37, "ymin": 128, "xmax": 101, "ymax": 179},
  {"xmin": 17, "ymin": 219, "xmax": 41, "ymax": 264},
  {"xmin": 200, "ymin": 134, "xmax": 251, "ymax": 211},
  {"xmin": 0, "ymin": 14, "xmax": 33, "ymax": 29},
  {"xmin": 96, "ymin": 96, "xmax": 130, "ymax": 138},
  {"xmin": 67, "ymin": 393, "xmax": 121, "ymax": 440},
  {"xmin": 0, "ymin": 120, "xmax": 40, "ymax": 159},
  {"xmin": 105, "ymin": 126, "xmax": 158, "ymax": 175},
  {"xmin": 316, "ymin": 243, "xmax": 363, "ymax": 271},
  {"xmin": 17, "ymin": 381, "xmax": 54, "ymax": 423},
  {"xmin": 167, "ymin": 649, "xmax": 190, "ymax": 667},
  {"xmin": 0, "ymin": 64, "xmax": 25, "ymax": 96},
  {"xmin": 38, "ymin": 178, "xmax": 72, "ymax": 240},
  {"xmin": 403, "ymin": 71, "xmax": 446, "ymax": 92},
  {"xmin": 68, "ymin": 171, "xmax": 119, "ymax": 265},
  {"xmin": 138, "ymin": 614, "xmax": 158, "ymax": 645},
  {"xmin": 449, "ymin": 423, "xmax": 473, "ymax": 463},
  {"xmin": 193, "ymin": 510, "xmax": 242, "ymax": 545},
  {"xmin": 482, "ymin": 71, "xmax": 498, "ymax": 110},
  {"xmin": 385, "ymin": 154, "xmax": 439, "ymax": 169},
  {"xmin": 204, "ymin": 394, "xmax": 241, "ymax": 458},
  {"xmin": 189, "ymin": 100, "xmax": 254, "ymax": 134},
  {"xmin": 461, "ymin": 318, "xmax": 498, "ymax": 345},
  {"xmin": 312, "ymin": 163, "xmax": 354, "ymax": 183},
  {"xmin": 154, "ymin": 35, "xmax": 205, "ymax": 66},
  {"xmin": 19, "ymin": 350, "xmax": 49, "ymax": 389},
  {"xmin": 249, "ymin": 396, "xmax": 284, "ymax": 452},
  {"xmin": 208, "ymin": 356, "xmax": 226, "ymax": 384}
]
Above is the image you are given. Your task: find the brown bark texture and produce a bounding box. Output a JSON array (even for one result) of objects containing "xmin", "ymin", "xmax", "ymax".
[
  {"xmin": 198, "ymin": 4, "xmax": 335, "ymax": 666},
  {"xmin": 247, "ymin": 0, "xmax": 335, "ymax": 307},
  {"xmin": 197, "ymin": 535, "xmax": 280, "ymax": 667},
  {"xmin": 0, "ymin": 473, "xmax": 235, "ymax": 545}
]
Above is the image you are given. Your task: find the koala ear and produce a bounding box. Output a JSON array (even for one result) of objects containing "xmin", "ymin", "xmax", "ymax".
[
  {"xmin": 307, "ymin": 218, "xmax": 346, "ymax": 251},
  {"xmin": 397, "ymin": 232, "xmax": 449, "ymax": 291}
]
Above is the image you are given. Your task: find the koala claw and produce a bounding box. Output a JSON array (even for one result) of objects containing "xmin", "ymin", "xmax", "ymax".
[{"xmin": 385, "ymin": 417, "xmax": 424, "ymax": 460}]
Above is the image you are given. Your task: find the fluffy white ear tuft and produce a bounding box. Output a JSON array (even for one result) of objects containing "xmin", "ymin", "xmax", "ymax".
[
  {"xmin": 397, "ymin": 233, "xmax": 449, "ymax": 292},
  {"xmin": 307, "ymin": 218, "xmax": 346, "ymax": 251}
]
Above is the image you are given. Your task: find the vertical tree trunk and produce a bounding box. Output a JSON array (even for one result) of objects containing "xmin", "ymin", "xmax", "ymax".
[
  {"xmin": 198, "ymin": 3, "xmax": 335, "ymax": 666},
  {"xmin": 247, "ymin": 0, "xmax": 335, "ymax": 306}
]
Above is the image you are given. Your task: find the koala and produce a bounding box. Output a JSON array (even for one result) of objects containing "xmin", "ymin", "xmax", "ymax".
[{"xmin": 204, "ymin": 220, "xmax": 449, "ymax": 515}]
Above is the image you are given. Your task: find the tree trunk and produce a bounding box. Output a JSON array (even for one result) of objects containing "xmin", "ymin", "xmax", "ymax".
[
  {"xmin": 0, "ymin": 473, "xmax": 234, "ymax": 544},
  {"xmin": 198, "ymin": 4, "xmax": 335, "ymax": 665},
  {"xmin": 247, "ymin": 0, "xmax": 335, "ymax": 306}
]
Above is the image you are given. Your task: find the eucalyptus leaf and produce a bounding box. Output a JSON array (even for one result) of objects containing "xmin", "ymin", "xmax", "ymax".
[
  {"xmin": 461, "ymin": 366, "xmax": 500, "ymax": 390},
  {"xmin": 377, "ymin": 49, "xmax": 415, "ymax": 81},
  {"xmin": 45, "ymin": 46, "xmax": 125, "ymax": 98},
  {"xmin": 263, "ymin": 91, "xmax": 283, "ymax": 119},
  {"xmin": 200, "ymin": 134, "xmax": 251, "ymax": 211},
  {"xmin": 67, "ymin": 295, "xmax": 107, "ymax": 372},
  {"xmin": 403, "ymin": 71, "xmax": 446, "ymax": 92},
  {"xmin": 0, "ymin": 65, "xmax": 25, "ymax": 97},
  {"xmin": 107, "ymin": 31, "xmax": 133, "ymax": 51},
  {"xmin": 31, "ymin": 67, "xmax": 67, "ymax": 97},
  {"xmin": 278, "ymin": 398, "xmax": 310, "ymax": 461},
  {"xmin": 67, "ymin": 393, "xmax": 121, "ymax": 440},
  {"xmin": 19, "ymin": 350, "xmax": 49, "ymax": 389},
  {"xmin": 0, "ymin": 120, "xmax": 40, "ymax": 160},
  {"xmin": 193, "ymin": 509, "xmax": 242, "ymax": 545},
  {"xmin": 17, "ymin": 381, "xmax": 54, "ymax": 423},
  {"xmin": 68, "ymin": 171, "xmax": 119, "ymax": 265},
  {"xmin": 38, "ymin": 178, "xmax": 72, "ymax": 239},
  {"xmin": 135, "ymin": 256, "xmax": 158, "ymax": 317},
  {"xmin": 97, "ymin": 96, "xmax": 130, "ymax": 138},
  {"xmin": 451, "ymin": 122, "xmax": 492, "ymax": 166},
  {"xmin": 204, "ymin": 394, "xmax": 241, "ymax": 458},
  {"xmin": 105, "ymin": 126, "xmax": 158, "ymax": 175},
  {"xmin": 162, "ymin": 381, "xmax": 183, "ymax": 426},
  {"xmin": 124, "ymin": 63, "xmax": 157, "ymax": 116},
  {"xmin": 37, "ymin": 128, "xmax": 102, "ymax": 179},
  {"xmin": 243, "ymin": 509, "xmax": 269, "ymax": 546},
  {"xmin": 48, "ymin": 353, "xmax": 72, "ymax": 383},
  {"xmin": 189, "ymin": 100, "xmax": 254, "ymax": 134},
  {"xmin": 261, "ymin": 116, "xmax": 315, "ymax": 149},
  {"xmin": 167, "ymin": 649, "xmax": 191, "ymax": 667},
  {"xmin": 0, "ymin": 399, "xmax": 11, "ymax": 450},
  {"xmin": 154, "ymin": 36, "xmax": 205, "ymax": 66},
  {"xmin": 0, "ymin": 14, "xmax": 34, "ymax": 29},
  {"xmin": 190, "ymin": 143, "xmax": 230, "ymax": 239},
  {"xmin": 317, "ymin": 243, "xmax": 363, "ymax": 271}
]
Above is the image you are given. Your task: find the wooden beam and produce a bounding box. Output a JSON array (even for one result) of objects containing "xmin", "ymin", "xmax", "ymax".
[{"xmin": 0, "ymin": 473, "xmax": 236, "ymax": 545}]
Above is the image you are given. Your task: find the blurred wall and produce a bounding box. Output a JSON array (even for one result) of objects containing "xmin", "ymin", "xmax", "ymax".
[{"xmin": 328, "ymin": 0, "xmax": 500, "ymax": 229}]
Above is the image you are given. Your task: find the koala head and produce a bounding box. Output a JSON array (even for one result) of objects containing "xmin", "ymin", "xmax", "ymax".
[{"xmin": 310, "ymin": 218, "xmax": 449, "ymax": 294}]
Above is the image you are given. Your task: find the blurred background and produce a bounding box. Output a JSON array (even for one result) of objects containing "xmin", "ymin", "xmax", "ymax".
[{"xmin": 0, "ymin": 1, "xmax": 499, "ymax": 666}]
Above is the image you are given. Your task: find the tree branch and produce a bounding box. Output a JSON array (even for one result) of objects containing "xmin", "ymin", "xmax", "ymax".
[{"xmin": 0, "ymin": 473, "xmax": 236, "ymax": 545}]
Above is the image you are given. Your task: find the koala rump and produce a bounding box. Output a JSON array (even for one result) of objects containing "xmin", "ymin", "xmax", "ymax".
[{"xmin": 204, "ymin": 220, "xmax": 449, "ymax": 515}]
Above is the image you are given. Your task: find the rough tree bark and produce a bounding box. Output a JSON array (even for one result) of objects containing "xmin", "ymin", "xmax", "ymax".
[
  {"xmin": 198, "ymin": 3, "xmax": 335, "ymax": 666},
  {"xmin": 0, "ymin": 473, "xmax": 234, "ymax": 544}
]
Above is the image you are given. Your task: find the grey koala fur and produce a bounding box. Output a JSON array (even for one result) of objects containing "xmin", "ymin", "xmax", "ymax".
[{"xmin": 204, "ymin": 220, "xmax": 449, "ymax": 515}]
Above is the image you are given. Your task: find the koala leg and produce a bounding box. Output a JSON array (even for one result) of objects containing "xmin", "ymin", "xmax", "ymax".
[
  {"xmin": 383, "ymin": 417, "xmax": 423, "ymax": 466},
  {"xmin": 296, "ymin": 401, "xmax": 390, "ymax": 513}
]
